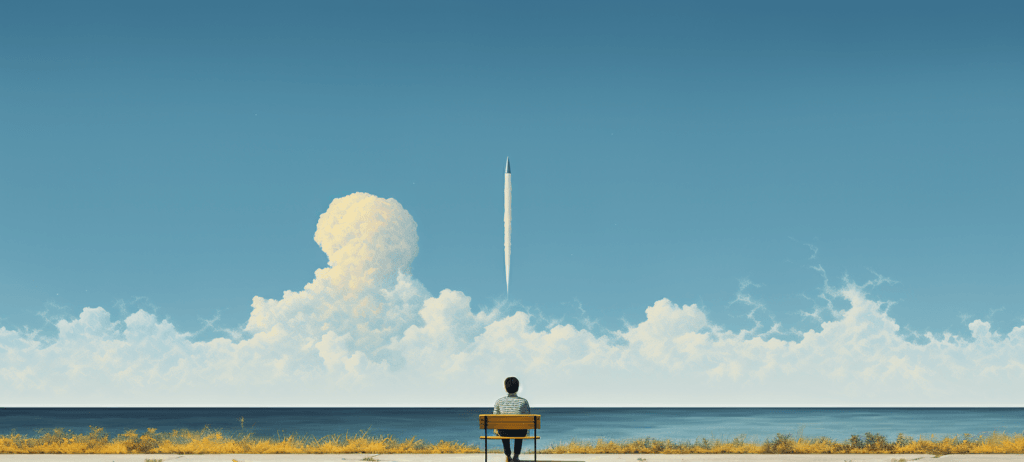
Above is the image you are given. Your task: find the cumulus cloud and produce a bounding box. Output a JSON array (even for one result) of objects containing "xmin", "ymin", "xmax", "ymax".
[{"xmin": 2, "ymin": 192, "xmax": 1023, "ymax": 406}]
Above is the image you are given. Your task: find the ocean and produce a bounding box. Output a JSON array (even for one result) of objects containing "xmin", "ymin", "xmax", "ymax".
[{"xmin": 2, "ymin": 408, "xmax": 1022, "ymax": 448}]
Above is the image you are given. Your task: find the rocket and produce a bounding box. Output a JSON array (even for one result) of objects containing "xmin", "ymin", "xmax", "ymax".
[{"xmin": 504, "ymin": 157, "xmax": 511, "ymax": 294}]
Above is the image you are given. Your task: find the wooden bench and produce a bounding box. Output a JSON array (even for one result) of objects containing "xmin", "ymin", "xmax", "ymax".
[{"xmin": 479, "ymin": 414, "xmax": 540, "ymax": 462}]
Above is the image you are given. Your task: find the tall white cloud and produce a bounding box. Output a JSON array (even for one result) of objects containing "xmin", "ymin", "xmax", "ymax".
[{"xmin": 1, "ymin": 192, "xmax": 1022, "ymax": 406}]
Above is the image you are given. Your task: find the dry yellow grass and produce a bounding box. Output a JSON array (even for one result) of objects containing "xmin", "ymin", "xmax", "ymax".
[
  {"xmin": 545, "ymin": 432, "xmax": 1024, "ymax": 456},
  {"xmin": 0, "ymin": 427, "xmax": 477, "ymax": 454},
  {"xmin": 1, "ymin": 427, "xmax": 1022, "ymax": 455}
]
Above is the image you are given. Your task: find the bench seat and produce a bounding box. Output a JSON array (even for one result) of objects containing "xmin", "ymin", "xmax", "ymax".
[{"xmin": 479, "ymin": 414, "xmax": 541, "ymax": 462}]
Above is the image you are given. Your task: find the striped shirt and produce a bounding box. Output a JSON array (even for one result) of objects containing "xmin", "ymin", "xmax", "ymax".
[{"xmin": 494, "ymin": 392, "xmax": 531, "ymax": 415}]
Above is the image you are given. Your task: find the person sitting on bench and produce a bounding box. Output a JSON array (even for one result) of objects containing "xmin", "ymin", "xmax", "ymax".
[{"xmin": 493, "ymin": 376, "xmax": 531, "ymax": 462}]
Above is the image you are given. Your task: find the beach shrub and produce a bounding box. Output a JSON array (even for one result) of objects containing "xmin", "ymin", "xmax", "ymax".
[
  {"xmin": 121, "ymin": 428, "xmax": 160, "ymax": 453},
  {"xmin": 763, "ymin": 433, "xmax": 795, "ymax": 453},
  {"xmin": 847, "ymin": 434, "xmax": 864, "ymax": 450},
  {"xmin": 864, "ymin": 432, "xmax": 892, "ymax": 452}
]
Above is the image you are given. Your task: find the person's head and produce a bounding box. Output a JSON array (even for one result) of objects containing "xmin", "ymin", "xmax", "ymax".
[{"xmin": 504, "ymin": 377, "xmax": 519, "ymax": 393}]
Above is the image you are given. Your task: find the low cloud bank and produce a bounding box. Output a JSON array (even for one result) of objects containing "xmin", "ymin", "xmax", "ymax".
[{"xmin": 2, "ymin": 193, "xmax": 1022, "ymax": 405}]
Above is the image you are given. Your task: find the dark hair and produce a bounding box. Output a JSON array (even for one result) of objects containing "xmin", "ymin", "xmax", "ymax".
[{"xmin": 504, "ymin": 377, "xmax": 519, "ymax": 393}]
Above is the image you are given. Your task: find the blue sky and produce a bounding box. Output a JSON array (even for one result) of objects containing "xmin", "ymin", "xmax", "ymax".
[{"xmin": 1, "ymin": 1, "xmax": 1022, "ymax": 406}]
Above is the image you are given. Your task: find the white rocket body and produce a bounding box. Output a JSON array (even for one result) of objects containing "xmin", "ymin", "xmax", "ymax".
[{"xmin": 504, "ymin": 158, "xmax": 511, "ymax": 294}]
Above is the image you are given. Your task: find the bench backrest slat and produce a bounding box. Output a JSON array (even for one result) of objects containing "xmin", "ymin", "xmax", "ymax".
[{"xmin": 479, "ymin": 414, "xmax": 541, "ymax": 430}]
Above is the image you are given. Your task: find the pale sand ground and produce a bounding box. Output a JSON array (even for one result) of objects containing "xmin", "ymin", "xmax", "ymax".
[{"xmin": 1, "ymin": 454, "xmax": 1023, "ymax": 462}]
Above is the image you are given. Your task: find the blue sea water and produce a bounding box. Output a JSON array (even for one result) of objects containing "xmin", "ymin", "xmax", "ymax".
[{"xmin": 2, "ymin": 408, "xmax": 1022, "ymax": 449}]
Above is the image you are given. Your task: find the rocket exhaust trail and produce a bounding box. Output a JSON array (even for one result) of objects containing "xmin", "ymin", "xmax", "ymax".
[{"xmin": 504, "ymin": 157, "xmax": 511, "ymax": 294}]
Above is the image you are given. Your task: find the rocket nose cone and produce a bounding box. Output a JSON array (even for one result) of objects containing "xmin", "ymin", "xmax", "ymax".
[{"xmin": 505, "ymin": 158, "xmax": 511, "ymax": 174}]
